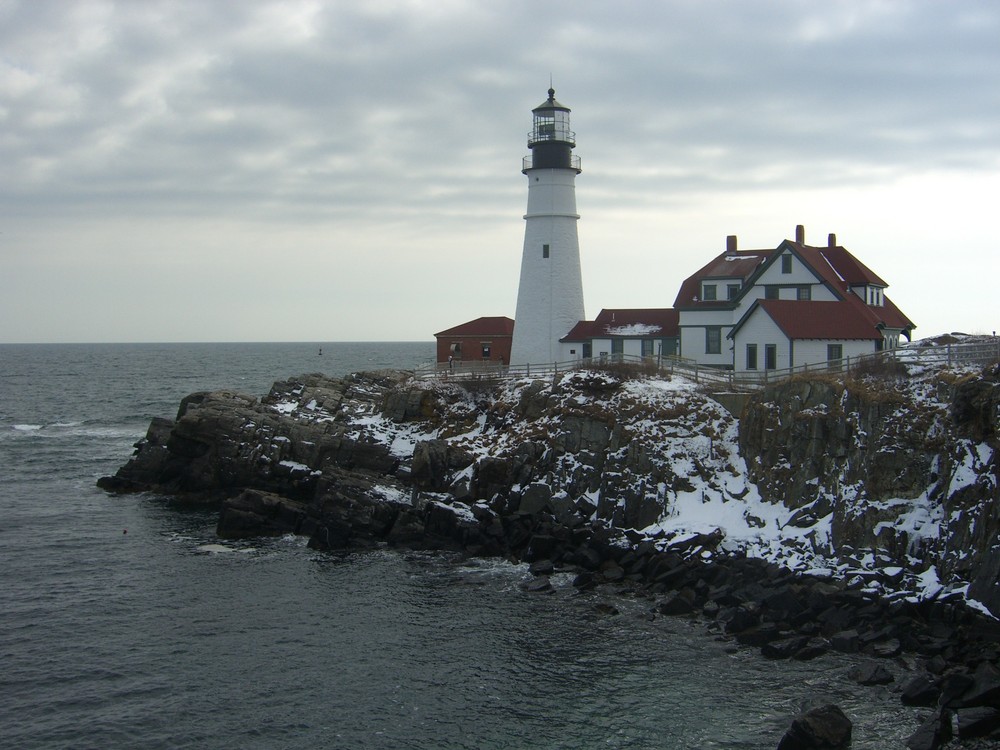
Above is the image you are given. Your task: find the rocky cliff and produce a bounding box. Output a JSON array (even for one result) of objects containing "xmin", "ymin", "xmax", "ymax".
[
  {"xmin": 739, "ymin": 358, "xmax": 1000, "ymax": 616},
  {"xmin": 99, "ymin": 358, "xmax": 998, "ymax": 612}
]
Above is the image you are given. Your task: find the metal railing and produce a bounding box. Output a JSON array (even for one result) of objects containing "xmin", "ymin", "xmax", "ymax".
[
  {"xmin": 413, "ymin": 339, "xmax": 1000, "ymax": 391},
  {"xmin": 522, "ymin": 154, "xmax": 582, "ymax": 172}
]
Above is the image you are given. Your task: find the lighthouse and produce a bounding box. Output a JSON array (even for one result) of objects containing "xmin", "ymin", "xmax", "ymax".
[{"xmin": 508, "ymin": 87, "xmax": 585, "ymax": 366}]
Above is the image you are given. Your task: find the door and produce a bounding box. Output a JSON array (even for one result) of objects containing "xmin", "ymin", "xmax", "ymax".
[{"xmin": 764, "ymin": 344, "xmax": 777, "ymax": 370}]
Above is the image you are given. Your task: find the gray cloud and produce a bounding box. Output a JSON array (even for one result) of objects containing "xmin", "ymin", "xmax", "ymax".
[{"xmin": 2, "ymin": 0, "xmax": 998, "ymax": 341}]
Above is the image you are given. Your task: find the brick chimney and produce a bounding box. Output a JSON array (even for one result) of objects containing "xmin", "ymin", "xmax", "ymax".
[
  {"xmin": 828, "ymin": 233, "xmax": 837, "ymax": 248},
  {"xmin": 726, "ymin": 235, "xmax": 737, "ymax": 253},
  {"xmin": 795, "ymin": 224, "xmax": 805, "ymax": 244}
]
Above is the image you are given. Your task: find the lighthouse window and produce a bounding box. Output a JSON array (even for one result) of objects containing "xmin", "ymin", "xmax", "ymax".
[{"xmin": 542, "ymin": 244, "xmax": 550, "ymax": 258}]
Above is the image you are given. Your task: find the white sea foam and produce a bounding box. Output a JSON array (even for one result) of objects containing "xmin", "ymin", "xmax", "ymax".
[
  {"xmin": 196, "ymin": 544, "xmax": 235, "ymax": 553},
  {"xmin": 196, "ymin": 543, "xmax": 256, "ymax": 554}
]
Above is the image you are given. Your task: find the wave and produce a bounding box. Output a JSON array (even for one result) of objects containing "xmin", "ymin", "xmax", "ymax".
[
  {"xmin": 7, "ymin": 425, "xmax": 141, "ymax": 439},
  {"xmin": 3, "ymin": 423, "xmax": 144, "ymax": 452}
]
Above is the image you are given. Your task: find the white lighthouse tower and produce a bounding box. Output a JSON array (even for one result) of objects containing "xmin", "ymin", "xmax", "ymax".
[{"xmin": 509, "ymin": 87, "xmax": 585, "ymax": 366}]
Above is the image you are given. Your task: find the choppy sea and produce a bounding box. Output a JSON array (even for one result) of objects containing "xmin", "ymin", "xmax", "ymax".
[{"xmin": 0, "ymin": 342, "xmax": 922, "ymax": 749}]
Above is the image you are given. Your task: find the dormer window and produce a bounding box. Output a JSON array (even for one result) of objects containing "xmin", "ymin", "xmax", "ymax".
[
  {"xmin": 727, "ymin": 283, "xmax": 740, "ymax": 300},
  {"xmin": 863, "ymin": 285, "xmax": 885, "ymax": 306},
  {"xmin": 702, "ymin": 284, "xmax": 717, "ymax": 301}
]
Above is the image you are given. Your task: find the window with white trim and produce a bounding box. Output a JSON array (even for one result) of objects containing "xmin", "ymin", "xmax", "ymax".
[{"xmin": 706, "ymin": 327, "xmax": 722, "ymax": 354}]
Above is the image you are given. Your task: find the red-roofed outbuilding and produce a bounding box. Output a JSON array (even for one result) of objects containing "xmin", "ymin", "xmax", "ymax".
[{"xmin": 434, "ymin": 316, "xmax": 514, "ymax": 364}]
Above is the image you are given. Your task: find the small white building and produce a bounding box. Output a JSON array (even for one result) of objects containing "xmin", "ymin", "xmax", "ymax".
[{"xmin": 560, "ymin": 308, "xmax": 679, "ymax": 362}]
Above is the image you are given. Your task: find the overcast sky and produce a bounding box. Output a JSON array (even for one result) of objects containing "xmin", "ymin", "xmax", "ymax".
[{"xmin": 2, "ymin": 0, "xmax": 998, "ymax": 343}]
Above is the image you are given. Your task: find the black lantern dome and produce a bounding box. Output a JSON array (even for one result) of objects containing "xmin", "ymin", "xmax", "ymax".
[{"xmin": 523, "ymin": 88, "xmax": 581, "ymax": 173}]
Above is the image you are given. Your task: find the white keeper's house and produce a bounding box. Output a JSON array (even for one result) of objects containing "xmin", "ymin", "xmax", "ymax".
[
  {"xmin": 560, "ymin": 225, "xmax": 915, "ymax": 371},
  {"xmin": 679, "ymin": 225, "xmax": 914, "ymax": 371}
]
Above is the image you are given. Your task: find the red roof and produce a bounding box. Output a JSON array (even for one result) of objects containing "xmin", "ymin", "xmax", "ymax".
[
  {"xmin": 737, "ymin": 292, "xmax": 914, "ymax": 341},
  {"xmin": 562, "ymin": 320, "xmax": 601, "ymax": 341},
  {"xmin": 752, "ymin": 299, "xmax": 882, "ymax": 340},
  {"xmin": 774, "ymin": 242, "xmax": 913, "ymax": 332},
  {"xmin": 434, "ymin": 316, "xmax": 514, "ymax": 338},
  {"xmin": 673, "ymin": 249, "xmax": 769, "ymax": 308},
  {"xmin": 818, "ymin": 244, "xmax": 887, "ymax": 287},
  {"xmin": 877, "ymin": 295, "xmax": 915, "ymax": 331},
  {"xmin": 561, "ymin": 308, "xmax": 678, "ymax": 341}
]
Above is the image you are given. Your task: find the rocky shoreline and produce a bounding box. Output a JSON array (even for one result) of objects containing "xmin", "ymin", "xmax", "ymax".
[{"xmin": 99, "ymin": 361, "xmax": 1000, "ymax": 748}]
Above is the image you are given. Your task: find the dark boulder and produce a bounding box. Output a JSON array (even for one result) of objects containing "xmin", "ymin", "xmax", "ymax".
[
  {"xmin": 217, "ymin": 489, "xmax": 309, "ymax": 539},
  {"xmin": 522, "ymin": 575, "xmax": 553, "ymax": 594},
  {"xmin": 938, "ymin": 670, "xmax": 976, "ymax": 708},
  {"xmin": 762, "ymin": 636, "xmax": 810, "ymax": 661},
  {"xmin": 410, "ymin": 440, "xmax": 473, "ymax": 491},
  {"xmin": 385, "ymin": 508, "xmax": 426, "ymax": 545},
  {"xmin": 524, "ymin": 533, "xmax": 558, "ymax": 562},
  {"xmin": 901, "ymin": 673, "xmax": 941, "ymax": 707},
  {"xmin": 869, "ymin": 638, "xmax": 902, "ymax": 658},
  {"xmin": 905, "ymin": 709, "xmax": 952, "ymax": 750},
  {"xmin": 735, "ymin": 622, "xmax": 782, "ymax": 648},
  {"xmin": 775, "ymin": 704, "xmax": 852, "ymax": 750},
  {"xmin": 951, "ymin": 661, "xmax": 1000, "ymax": 709},
  {"xmin": 829, "ymin": 629, "xmax": 861, "ymax": 654},
  {"xmin": 529, "ymin": 559, "xmax": 555, "ymax": 577},
  {"xmin": 849, "ymin": 661, "xmax": 894, "ymax": 686},
  {"xmin": 97, "ymin": 416, "xmax": 176, "ymax": 492},
  {"xmin": 792, "ymin": 637, "xmax": 829, "ymax": 661},
  {"xmin": 658, "ymin": 589, "xmax": 696, "ymax": 616},
  {"xmin": 721, "ymin": 603, "xmax": 761, "ymax": 635},
  {"xmin": 956, "ymin": 706, "xmax": 1000, "ymax": 738}
]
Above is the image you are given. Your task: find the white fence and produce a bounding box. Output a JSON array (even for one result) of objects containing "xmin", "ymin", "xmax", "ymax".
[{"xmin": 413, "ymin": 339, "xmax": 1000, "ymax": 391}]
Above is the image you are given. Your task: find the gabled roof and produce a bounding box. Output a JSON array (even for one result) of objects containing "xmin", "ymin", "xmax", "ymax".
[
  {"xmin": 561, "ymin": 308, "xmax": 679, "ymax": 341},
  {"xmin": 741, "ymin": 239, "xmax": 892, "ymax": 301},
  {"xmin": 673, "ymin": 249, "xmax": 769, "ymax": 309},
  {"xmin": 738, "ymin": 299, "xmax": 882, "ymax": 340},
  {"xmin": 730, "ymin": 293, "xmax": 915, "ymax": 341},
  {"xmin": 434, "ymin": 316, "xmax": 514, "ymax": 338},
  {"xmin": 820, "ymin": 244, "xmax": 888, "ymax": 287},
  {"xmin": 676, "ymin": 230, "xmax": 907, "ymax": 313}
]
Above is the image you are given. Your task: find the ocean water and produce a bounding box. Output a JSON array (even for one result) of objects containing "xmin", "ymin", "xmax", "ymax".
[{"xmin": 0, "ymin": 342, "xmax": 921, "ymax": 749}]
